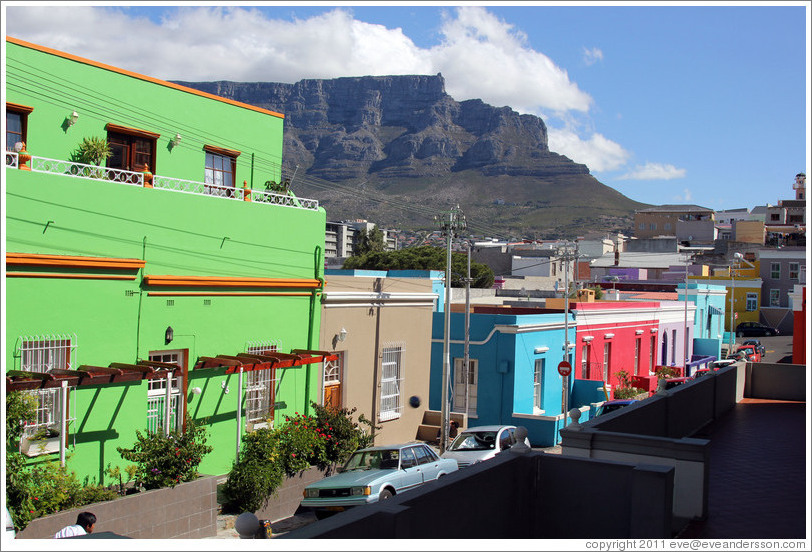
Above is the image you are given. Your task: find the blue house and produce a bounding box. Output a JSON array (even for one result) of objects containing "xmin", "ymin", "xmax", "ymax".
[
  {"xmin": 678, "ymin": 282, "xmax": 727, "ymax": 374},
  {"xmin": 429, "ymin": 307, "xmax": 604, "ymax": 446}
]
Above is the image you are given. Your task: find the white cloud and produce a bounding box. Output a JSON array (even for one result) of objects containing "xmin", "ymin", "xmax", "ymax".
[
  {"xmin": 582, "ymin": 47, "xmax": 603, "ymax": 66},
  {"xmin": 617, "ymin": 162, "xmax": 687, "ymax": 181},
  {"xmin": 548, "ymin": 127, "xmax": 630, "ymax": 173}
]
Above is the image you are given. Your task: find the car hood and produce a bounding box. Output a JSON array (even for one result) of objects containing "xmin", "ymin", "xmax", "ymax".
[{"xmin": 307, "ymin": 469, "xmax": 395, "ymax": 488}]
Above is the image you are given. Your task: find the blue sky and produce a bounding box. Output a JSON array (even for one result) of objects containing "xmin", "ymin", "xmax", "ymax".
[{"xmin": 4, "ymin": 3, "xmax": 809, "ymax": 211}]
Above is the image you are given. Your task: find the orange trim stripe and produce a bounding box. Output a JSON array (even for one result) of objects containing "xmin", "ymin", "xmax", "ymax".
[
  {"xmin": 147, "ymin": 292, "xmax": 312, "ymax": 297},
  {"xmin": 7, "ymin": 273, "xmax": 137, "ymax": 280},
  {"xmin": 144, "ymin": 274, "xmax": 322, "ymax": 289},
  {"xmin": 7, "ymin": 36, "xmax": 284, "ymax": 120},
  {"xmin": 7, "ymin": 253, "xmax": 145, "ymax": 270}
]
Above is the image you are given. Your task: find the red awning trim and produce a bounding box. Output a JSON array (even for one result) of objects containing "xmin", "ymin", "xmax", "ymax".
[
  {"xmin": 191, "ymin": 350, "xmax": 335, "ymax": 373},
  {"xmin": 292, "ymin": 349, "xmax": 339, "ymax": 362},
  {"xmin": 4, "ymin": 361, "xmax": 178, "ymax": 392}
]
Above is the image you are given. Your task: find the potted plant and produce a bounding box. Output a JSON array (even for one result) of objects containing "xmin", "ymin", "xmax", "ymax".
[
  {"xmin": 20, "ymin": 426, "xmax": 61, "ymax": 457},
  {"xmin": 71, "ymin": 136, "xmax": 112, "ymax": 178}
]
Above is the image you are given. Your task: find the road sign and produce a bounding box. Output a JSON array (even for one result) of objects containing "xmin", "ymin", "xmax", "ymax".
[{"xmin": 557, "ymin": 361, "xmax": 572, "ymax": 377}]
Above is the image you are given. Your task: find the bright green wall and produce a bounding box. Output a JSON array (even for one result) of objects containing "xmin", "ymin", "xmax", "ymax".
[
  {"xmin": 6, "ymin": 39, "xmax": 325, "ymax": 481},
  {"xmin": 6, "ymin": 39, "xmax": 283, "ymax": 187}
]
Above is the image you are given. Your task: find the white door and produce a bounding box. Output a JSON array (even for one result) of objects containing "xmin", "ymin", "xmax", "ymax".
[{"xmin": 453, "ymin": 358, "xmax": 477, "ymax": 417}]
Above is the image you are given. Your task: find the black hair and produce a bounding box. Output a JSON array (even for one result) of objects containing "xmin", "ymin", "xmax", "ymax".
[{"xmin": 76, "ymin": 512, "xmax": 96, "ymax": 530}]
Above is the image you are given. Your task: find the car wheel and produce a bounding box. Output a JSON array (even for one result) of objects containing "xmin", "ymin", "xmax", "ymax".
[{"xmin": 379, "ymin": 489, "xmax": 394, "ymax": 500}]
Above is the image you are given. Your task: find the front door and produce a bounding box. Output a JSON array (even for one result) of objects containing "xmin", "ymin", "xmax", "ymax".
[{"xmin": 323, "ymin": 353, "xmax": 343, "ymax": 411}]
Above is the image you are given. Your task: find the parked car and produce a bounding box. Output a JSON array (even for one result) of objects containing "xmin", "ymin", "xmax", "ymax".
[
  {"xmin": 5, "ymin": 507, "xmax": 15, "ymax": 539},
  {"xmin": 596, "ymin": 399, "xmax": 636, "ymax": 416},
  {"xmin": 301, "ymin": 443, "xmax": 458, "ymax": 519},
  {"xmin": 663, "ymin": 377, "xmax": 690, "ymax": 390},
  {"xmin": 741, "ymin": 339, "xmax": 766, "ymax": 356},
  {"xmin": 735, "ymin": 322, "xmax": 779, "ymax": 337},
  {"xmin": 711, "ymin": 358, "xmax": 737, "ymax": 370},
  {"xmin": 692, "ymin": 368, "xmax": 711, "ymax": 379},
  {"xmin": 440, "ymin": 425, "xmax": 531, "ymax": 468},
  {"xmin": 736, "ymin": 344, "xmax": 761, "ymax": 362}
]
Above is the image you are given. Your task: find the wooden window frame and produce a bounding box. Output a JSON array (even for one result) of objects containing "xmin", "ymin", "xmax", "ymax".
[
  {"xmin": 105, "ymin": 123, "xmax": 159, "ymax": 173},
  {"xmin": 204, "ymin": 145, "xmax": 240, "ymax": 191},
  {"xmin": 6, "ymin": 102, "xmax": 34, "ymax": 151}
]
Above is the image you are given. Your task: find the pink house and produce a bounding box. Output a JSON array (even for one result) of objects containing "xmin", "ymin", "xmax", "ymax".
[{"xmin": 570, "ymin": 302, "xmax": 661, "ymax": 398}]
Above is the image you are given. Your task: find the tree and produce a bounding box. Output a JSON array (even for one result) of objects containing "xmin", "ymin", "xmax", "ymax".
[
  {"xmin": 354, "ymin": 226, "xmax": 386, "ymax": 256},
  {"xmin": 343, "ymin": 245, "xmax": 495, "ymax": 288}
]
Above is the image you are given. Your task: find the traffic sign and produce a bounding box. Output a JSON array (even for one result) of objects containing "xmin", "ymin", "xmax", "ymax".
[{"xmin": 557, "ymin": 361, "xmax": 572, "ymax": 377}]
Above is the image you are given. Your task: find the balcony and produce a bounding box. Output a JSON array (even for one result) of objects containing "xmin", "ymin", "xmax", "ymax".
[{"xmin": 5, "ymin": 152, "xmax": 319, "ymax": 211}]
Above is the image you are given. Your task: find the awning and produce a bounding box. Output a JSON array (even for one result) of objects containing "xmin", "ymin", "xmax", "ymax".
[
  {"xmin": 193, "ymin": 350, "xmax": 337, "ymax": 373},
  {"xmin": 5, "ymin": 360, "xmax": 181, "ymax": 392},
  {"xmin": 708, "ymin": 306, "xmax": 724, "ymax": 316}
]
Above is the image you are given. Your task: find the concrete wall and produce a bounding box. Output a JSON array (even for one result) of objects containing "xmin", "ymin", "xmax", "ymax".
[
  {"xmin": 17, "ymin": 475, "xmax": 218, "ymax": 539},
  {"xmin": 253, "ymin": 467, "xmax": 325, "ymax": 523},
  {"xmin": 745, "ymin": 363, "xmax": 806, "ymax": 401},
  {"xmin": 280, "ymin": 450, "xmax": 674, "ymax": 539}
]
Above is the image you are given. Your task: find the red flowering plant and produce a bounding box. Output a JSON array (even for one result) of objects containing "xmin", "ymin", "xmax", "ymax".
[{"xmin": 117, "ymin": 416, "xmax": 212, "ymax": 490}]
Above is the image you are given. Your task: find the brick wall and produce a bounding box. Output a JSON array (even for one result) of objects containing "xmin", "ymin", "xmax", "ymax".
[{"xmin": 17, "ymin": 475, "xmax": 218, "ymax": 539}]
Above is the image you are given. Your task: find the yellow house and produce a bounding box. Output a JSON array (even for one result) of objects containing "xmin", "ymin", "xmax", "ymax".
[{"xmin": 689, "ymin": 261, "xmax": 762, "ymax": 332}]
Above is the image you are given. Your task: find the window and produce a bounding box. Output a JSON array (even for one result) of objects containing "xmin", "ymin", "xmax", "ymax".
[
  {"xmin": 634, "ymin": 338, "xmax": 641, "ymax": 375},
  {"xmin": 671, "ymin": 329, "xmax": 677, "ymax": 365},
  {"xmin": 789, "ymin": 263, "xmax": 800, "ymax": 281},
  {"xmin": 147, "ymin": 351, "xmax": 183, "ymax": 433},
  {"xmin": 745, "ymin": 293, "xmax": 758, "ymax": 312},
  {"xmin": 580, "ymin": 344, "xmax": 589, "ymax": 379},
  {"xmin": 379, "ymin": 344, "xmax": 404, "ymax": 422},
  {"xmin": 204, "ymin": 145, "xmax": 240, "ymax": 197},
  {"xmin": 400, "ymin": 447, "xmax": 418, "ymax": 469},
  {"xmin": 245, "ymin": 341, "xmax": 280, "ymax": 425},
  {"xmin": 603, "ymin": 342, "xmax": 611, "ymax": 381},
  {"xmin": 533, "ymin": 358, "xmax": 545, "ymax": 411},
  {"xmin": 770, "ymin": 213, "xmax": 780, "ymax": 221},
  {"xmin": 638, "ymin": 222, "xmax": 645, "ymax": 229},
  {"xmin": 769, "ymin": 289, "xmax": 781, "ymax": 307},
  {"xmin": 649, "ymin": 223, "xmax": 657, "ymax": 231},
  {"xmin": 664, "ymin": 223, "xmax": 672, "ymax": 230},
  {"xmin": 770, "ymin": 263, "xmax": 781, "ymax": 279},
  {"xmin": 106, "ymin": 124, "xmax": 158, "ymax": 173},
  {"xmin": 788, "ymin": 214, "xmax": 803, "ymax": 223},
  {"xmin": 453, "ymin": 357, "xmax": 478, "ymax": 417},
  {"xmin": 6, "ymin": 103, "xmax": 33, "ymax": 151},
  {"xmin": 20, "ymin": 335, "xmax": 76, "ymax": 439},
  {"xmin": 650, "ymin": 335, "xmax": 657, "ymax": 373}
]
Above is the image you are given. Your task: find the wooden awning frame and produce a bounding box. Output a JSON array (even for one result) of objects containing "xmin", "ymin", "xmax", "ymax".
[{"xmin": 6, "ymin": 361, "xmax": 183, "ymax": 392}]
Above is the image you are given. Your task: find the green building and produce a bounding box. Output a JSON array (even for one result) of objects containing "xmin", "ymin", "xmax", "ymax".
[{"xmin": 5, "ymin": 37, "xmax": 328, "ymax": 482}]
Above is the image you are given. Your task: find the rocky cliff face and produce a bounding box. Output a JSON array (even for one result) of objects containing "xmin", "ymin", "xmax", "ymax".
[{"xmin": 177, "ymin": 74, "xmax": 642, "ymax": 238}]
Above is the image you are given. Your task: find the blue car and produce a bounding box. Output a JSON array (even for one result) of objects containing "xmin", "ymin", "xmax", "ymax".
[
  {"xmin": 596, "ymin": 399, "xmax": 636, "ymax": 416},
  {"xmin": 301, "ymin": 443, "xmax": 458, "ymax": 519}
]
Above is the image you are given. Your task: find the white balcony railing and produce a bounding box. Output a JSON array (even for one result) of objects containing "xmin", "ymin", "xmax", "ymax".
[{"xmin": 6, "ymin": 153, "xmax": 319, "ymax": 211}]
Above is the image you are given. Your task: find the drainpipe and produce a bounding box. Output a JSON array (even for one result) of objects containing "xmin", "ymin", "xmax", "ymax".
[
  {"xmin": 236, "ymin": 366, "xmax": 243, "ymax": 461},
  {"xmin": 59, "ymin": 380, "xmax": 68, "ymax": 467}
]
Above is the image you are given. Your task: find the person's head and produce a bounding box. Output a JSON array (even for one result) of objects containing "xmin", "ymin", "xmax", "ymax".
[
  {"xmin": 450, "ymin": 421, "xmax": 458, "ymax": 428},
  {"xmin": 76, "ymin": 512, "xmax": 96, "ymax": 533}
]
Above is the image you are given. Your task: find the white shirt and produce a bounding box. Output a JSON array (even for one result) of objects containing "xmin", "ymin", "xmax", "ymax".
[{"xmin": 54, "ymin": 524, "xmax": 87, "ymax": 538}]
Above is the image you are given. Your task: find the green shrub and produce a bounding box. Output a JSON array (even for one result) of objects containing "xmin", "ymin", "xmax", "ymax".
[
  {"xmin": 655, "ymin": 365, "xmax": 680, "ymax": 380},
  {"xmin": 116, "ymin": 417, "xmax": 212, "ymax": 490},
  {"xmin": 613, "ymin": 370, "xmax": 646, "ymax": 400},
  {"xmin": 221, "ymin": 427, "xmax": 284, "ymax": 513}
]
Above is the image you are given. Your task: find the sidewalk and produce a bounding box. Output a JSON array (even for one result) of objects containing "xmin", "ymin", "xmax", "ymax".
[{"xmin": 206, "ymin": 511, "xmax": 318, "ymax": 539}]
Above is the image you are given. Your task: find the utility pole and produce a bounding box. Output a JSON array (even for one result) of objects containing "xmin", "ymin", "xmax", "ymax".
[
  {"xmin": 683, "ymin": 254, "xmax": 690, "ymax": 372},
  {"xmin": 560, "ymin": 242, "xmax": 574, "ymax": 428},
  {"xmin": 463, "ymin": 240, "xmax": 472, "ymax": 423},
  {"xmin": 436, "ymin": 205, "xmax": 466, "ymax": 454}
]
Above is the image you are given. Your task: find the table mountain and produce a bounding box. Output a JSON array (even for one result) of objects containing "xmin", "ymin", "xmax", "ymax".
[{"xmin": 176, "ymin": 74, "xmax": 647, "ymax": 238}]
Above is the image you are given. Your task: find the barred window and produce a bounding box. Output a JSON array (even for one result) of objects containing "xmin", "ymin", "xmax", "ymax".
[
  {"xmin": 533, "ymin": 358, "xmax": 545, "ymax": 411},
  {"xmin": 147, "ymin": 351, "xmax": 183, "ymax": 434},
  {"xmin": 379, "ymin": 344, "xmax": 404, "ymax": 422},
  {"xmin": 245, "ymin": 340, "xmax": 280, "ymax": 424},
  {"xmin": 20, "ymin": 335, "xmax": 76, "ymax": 438}
]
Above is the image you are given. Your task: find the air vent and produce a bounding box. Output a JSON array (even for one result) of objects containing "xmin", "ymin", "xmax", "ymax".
[
  {"xmin": 125, "ymin": 290, "xmax": 135, "ymax": 297},
  {"xmin": 166, "ymin": 299, "xmax": 174, "ymax": 307},
  {"xmin": 203, "ymin": 299, "xmax": 211, "ymax": 306}
]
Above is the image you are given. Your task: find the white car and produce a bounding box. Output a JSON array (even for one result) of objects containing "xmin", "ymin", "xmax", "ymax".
[
  {"xmin": 440, "ymin": 425, "xmax": 531, "ymax": 468},
  {"xmin": 5, "ymin": 507, "xmax": 15, "ymax": 539}
]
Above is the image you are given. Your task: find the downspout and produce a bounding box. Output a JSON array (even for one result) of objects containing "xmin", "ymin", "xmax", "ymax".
[
  {"xmin": 305, "ymin": 246, "xmax": 323, "ymax": 416},
  {"xmin": 164, "ymin": 371, "xmax": 172, "ymax": 436},
  {"xmin": 135, "ymin": 236, "xmax": 147, "ymax": 360},
  {"xmin": 59, "ymin": 380, "xmax": 68, "ymax": 467},
  {"xmin": 250, "ymin": 153, "xmax": 255, "ymax": 190},
  {"xmin": 236, "ymin": 366, "xmax": 243, "ymax": 461}
]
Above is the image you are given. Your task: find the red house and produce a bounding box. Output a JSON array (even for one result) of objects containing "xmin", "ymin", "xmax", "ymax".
[{"xmin": 571, "ymin": 301, "xmax": 661, "ymax": 398}]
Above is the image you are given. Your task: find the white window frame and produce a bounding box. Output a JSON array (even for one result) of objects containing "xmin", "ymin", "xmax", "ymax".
[
  {"xmin": 634, "ymin": 338, "xmax": 641, "ymax": 375},
  {"xmin": 147, "ymin": 350, "xmax": 184, "ymax": 434},
  {"xmin": 19, "ymin": 334, "xmax": 77, "ymax": 438},
  {"xmin": 769, "ymin": 289, "xmax": 781, "ymax": 307},
  {"xmin": 789, "ymin": 263, "xmax": 800, "ymax": 281},
  {"xmin": 580, "ymin": 344, "xmax": 589, "ymax": 379},
  {"xmin": 650, "ymin": 335, "xmax": 657, "ymax": 374},
  {"xmin": 603, "ymin": 342, "xmax": 611, "ymax": 381},
  {"xmin": 770, "ymin": 262, "xmax": 781, "ymax": 280},
  {"xmin": 745, "ymin": 293, "xmax": 758, "ymax": 312},
  {"xmin": 379, "ymin": 343, "xmax": 404, "ymax": 422},
  {"xmin": 245, "ymin": 340, "xmax": 280, "ymax": 426},
  {"xmin": 453, "ymin": 357, "xmax": 478, "ymax": 418},
  {"xmin": 533, "ymin": 358, "xmax": 545, "ymax": 412}
]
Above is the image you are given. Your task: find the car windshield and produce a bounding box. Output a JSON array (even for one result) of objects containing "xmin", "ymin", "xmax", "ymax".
[
  {"xmin": 343, "ymin": 449, "xmax": 400, "ymax": 471},
  {"xmin": 448, "ymin": 431, "xmax": 497, "ymax": 451},
  {"xmin": 601, "ymin": 403, "xmax": 628, "ymax": 414}
]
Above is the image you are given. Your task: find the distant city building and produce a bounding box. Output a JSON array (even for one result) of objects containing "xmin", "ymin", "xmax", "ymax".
[
  {"xmin": 324, "ymin": 219, "xmax": 398, "ymax": 264},
  {"xmin": 633, "ymin": 205, "xmax": 715, "ymax": 240}
]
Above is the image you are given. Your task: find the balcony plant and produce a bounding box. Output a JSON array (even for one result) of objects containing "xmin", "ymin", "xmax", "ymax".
[
  {"xmin": 71, "ymin": 136, "xmax": 111, "ymax": 178},
  {"xmin": 613, "ymin": 370, "xmax": 646, "ymax": 400}
]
